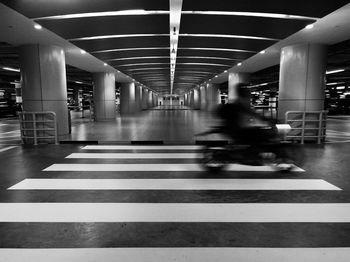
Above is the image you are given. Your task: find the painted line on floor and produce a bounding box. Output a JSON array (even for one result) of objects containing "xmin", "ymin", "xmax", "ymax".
[
  {"xmin": 82, "ymin": 145, "xmax": 203, "ymax": 150},
  {"xmin": 0, "ymin": 248, "xmax": 349, "ymax": 262},
  {"xmin": 0, "ymin": 146, "xmax": 17, "ymax": 152},
  {"xmin": 0, "ymin": 203, "xmax": 349, "ymax": 222},
  {"xmin": 66, "ymin": 153, "xmax": 201, "ymax": 159},
  {"xmin": 8, "ymin": 179, "xmax": 339, "ymax": 191},
  {"xmin": 43, "ymin": 163, "xmax": 304, "ymax": 172}
]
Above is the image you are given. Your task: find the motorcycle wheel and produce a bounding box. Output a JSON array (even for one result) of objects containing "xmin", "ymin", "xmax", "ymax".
[{"xmin": 201, "ymin": 147, "xmax": 227, "ymax": 172}]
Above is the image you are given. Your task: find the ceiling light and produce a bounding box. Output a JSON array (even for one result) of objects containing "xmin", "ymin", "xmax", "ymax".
[
  {"xmin": 260, "ymin": 50, "xmax": 266, "ymax": 54},
  {"xmin": 326, "ymin": 69, "xmax": 345, "ymax": 74},
  {"xmin": 224, "ymin": 70, "xmax": 228, "ymax": 73},
  {"xmin": 336, "ymin": 86, "xmax": 345, "ymax": 90},
  {"xmin": 80, "ymin": 50, "xmax": 86, "ymax": 54},
  {"xmin": 215, "ymin": 75, "xmax": 218, "ymax": 78},
  {"xmin": 305, "ymin": 24, "xmax": 314, "ymax": 29},
  {"xmin": 103, "ymin": 63, "xmax": 107, "ymax": 66},
  {"xmin": 237, "ymin": 63, "xmax": 242, "ymax": 66},
  {"xmin": 34, "ymin": 24, "xmax": 42, "ymax": 30},
  {"xmin": 1, "ymin": 66, "xmax": 20, "ymax": 72},
  {"xmin": 34, "ymin": 10, "xmax": 168, "ymax": 20}
]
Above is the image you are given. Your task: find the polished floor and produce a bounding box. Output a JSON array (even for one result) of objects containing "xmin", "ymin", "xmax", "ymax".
[{"xmin": 0, "ymin": 108, "xmax": 350, "ymax": 261}]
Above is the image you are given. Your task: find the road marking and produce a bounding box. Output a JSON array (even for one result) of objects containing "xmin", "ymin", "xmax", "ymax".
[
  {"xmin": 82, "ymin": 145, "xmax": 203, "ymax": 150},
  {"xmin": 0, "ymin": 146, "xmax": 16, "ymax": 152},
  {"xmin": 0, "ymin": 203, "xmax": 349, "ymax": 222},
  {"xmin": 8, "ymin": 178, "xmax": 339, "ymax": 191},
  {"xmin": 66, "ymin": 153, "xmax": 201, "ymax": 159},
  {"xmin": 0, "ymin": 248, "xmax": 349, "ymax": 262},
  {"xmin": 43, "ymin": 163, "xmax": 304, "ymax": 172}
]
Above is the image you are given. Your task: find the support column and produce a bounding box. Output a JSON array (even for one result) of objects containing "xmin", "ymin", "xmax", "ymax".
[
  {"xmin": 228, "ymin": 72, "xmax": 250, "ymax": 102},
  {"xmin": 135, "ymin": 84, "xmax": 142, "ymax": 112},
  {"xmin": 200, "ymin": 86, "xmax": 207, "ymax": 110},
  {"xmin": 142, "ymin": 88, "xmax": 148, "ymax": 110},
  {"xmin": 184, "ymin": 93, "xmax": 188, "ymax": 106},
  {"xmin": 193, "ymin": 88, "xmax": 200, "ymax": 109},
  {"xmin": 93, "ymin": 72, "xmax": 116, "ymax": 121},
  {"xmin": 148, "ymin": 90, "xmax": 153, "ymax": 108},
  {"xmin": 19, "ymin": 44, "xmax": 68, "ymax": 136},
  {"xmin": 206, "ymin": 83, "xmax": 220, "ymax": 111},
  {"xmin": 278, "ymin": 43, "xmax": 327, "ymax": 122},
  {"xmin": 120, "ymin": 82, "xmax": 136, "ymax": 115}
]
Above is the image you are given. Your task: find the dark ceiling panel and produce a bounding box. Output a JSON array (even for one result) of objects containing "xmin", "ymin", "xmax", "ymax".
[
  {"xmin": 110, "ymin": 57, "xmax": 169, "ymax": 67},
  {"xmin": 94, "ymin": 49, "xmax": 170, "ymax": 60},
  {"xmin": 0, "ymin": 0, "xmax": 169, "ymax": 18},
  {"xmin": 181, "ymin": 15, "xmax": 311, "ymax": 39},
  {"xmin": 39, "ymin": 16, "xmax": 169, "ymax": 39},
  {"xmin": 176, "ymin": 49, "xmax": 252, "ymax": 60},
  {"xmin": 177, "ymin": 36, "xmax": 272, "ymax": 52},
  {"xmin": 182, "ymin": 0, "xmax": 349, "ymax": 18},
  {"xmin": 74, "ymin": 36, "xmax": 169, "ymax": 52}
]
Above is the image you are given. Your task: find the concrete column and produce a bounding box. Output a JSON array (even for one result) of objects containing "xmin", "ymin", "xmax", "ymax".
[
  {"xmin": 93, "ymin": 72, "xmax": 116, "ymax": 121},
  {"xmin": 120, "ymin": 82, "xmax": 136, "ymax": 115},
  {"xmin": 206, "ymin": 83, "xmax": 220, "ymax": 111},
  {"xmin": 200, "ymin": 86, "xmax": 207, "ymax": 110},
  {"xmin": 148, "ymin": 90, "xmax": 153, "ymax": 108},
  {"xmin": 278, "ymin": 43, "xmax": 327, "ymax": 122},
  {"xmin": 193, "ymin": 88, "xmax": 200, "ymax": 109},
  {"xmin": 135, "ymin": 84, "xmax": 142, "ymax": 112},
  {"xmin": 184, "ymin": 94, "xmax": 188, "ymax": 106},
  {"xmin": 19, "ymin": 44, "xmax": 68, "ymax": 136},
  {"xmin": 228, "ymin": 72, "xmax": 250, "ymax": 102},
  {"xmin": 142, "ymin": 88, "xmax": 148, "ymax": 109}
]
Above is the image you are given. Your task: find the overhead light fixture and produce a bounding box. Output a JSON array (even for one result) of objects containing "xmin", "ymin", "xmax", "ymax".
[
  {"xmin": 173, "ymin": 27, "xmax": 177, "ymax": 35},
  {"xmin": 224, "ymin": 70, "xmax": 228, "ymax": 73},
  {"xmin": 34, "ymin": 24, "xmax": 42, "ymax": 30},
  {"xmin": 237, "ymin": 63, "xmax": 242, "ymax": 66},
  {"xmin": 336, "ymin": 86, "xmax": 345, "ymax": 90},
  {"xmin": 103, "ymin": 63, "xmax": 107, "ymax": 66},
  {"xmin": 1, "ymin": 66, "xmax": 20, "ymax": 72},
  {"xmin": 305, "ymin": 24, "xmax": 314, "ymax": 29},
  {"xmin": 326, "ymin": 69, "xmax": 345, "ymax": 75},
  {"xmin": 260, "ymin": 50, "xmax": 266, "ymax": 54},
  {"xmin": 80, "ymin": 49, "xmax": 86, "ymax": 54}
]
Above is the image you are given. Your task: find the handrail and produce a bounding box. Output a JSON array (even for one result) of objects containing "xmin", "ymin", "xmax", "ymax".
[
  {"xmin": 19, "ymin": 111, "xmax": 58, "ymax": 145},
  {"xmin": 285, "ymin": 111, "xmax": 327, "ymax": 144}
]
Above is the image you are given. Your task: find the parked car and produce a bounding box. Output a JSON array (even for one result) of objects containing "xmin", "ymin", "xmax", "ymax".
[{"xmin": 0, "ymin": 99, "xmax": 21, "ymax": 117}]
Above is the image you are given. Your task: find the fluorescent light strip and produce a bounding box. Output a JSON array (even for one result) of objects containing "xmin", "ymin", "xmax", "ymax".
[
  {"xmin": 177, "ymin": 56, "xmax": 239, "ymax": 61},
  {"xmin": 92, "ymin": 47, "xmax": 169, "ymax": 54},
  {"xmin": 326, "ymin": 82, "xmax": 344, "ymax": 86},
  {"xmin": 181, "ymin": 11, "xmax": 318, "ymax": 21},
  {"xmin": 1, "ymin": 67, "xmax": 20, "ymax": 72},
  {"xmin": 118, "ymin": 63, "xmax": 170, "ymax": 67},
  {"xmin": 180, "ymin": 33, "xmax": 278, "ymax": 41},
  {"xmin": 127, "ymin": 68, "xmax": 169, "ymax": 71},
  {"xmin": 178, "ymin": 47, "xmax": 255, "ymax": 53},
  {"xmin": 326, "ymin": 69, "xmax": 346, "ymax": 75},
  {"xmin": 107, "ymin": 56, "xmax": 169, "ymax": 61},
  {"xmin": 177, "ymin": 63, "xmax": 230, "ymax": 67},
  {"xmin": 34, "ymin": 10, "xmax": 169, "ymax": 20},
  {"xmin": 69, "ymin": 34, "xmax": 169, "ymax": 41}
]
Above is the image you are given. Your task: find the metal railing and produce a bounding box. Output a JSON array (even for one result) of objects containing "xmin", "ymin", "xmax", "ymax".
[
  {"xmin": 19, "ymin": 111, "xmax": 58, "ymax": 145},
  {"xmin": 285, "ymin": 111, "xmax": 327, "ymax": 144}
]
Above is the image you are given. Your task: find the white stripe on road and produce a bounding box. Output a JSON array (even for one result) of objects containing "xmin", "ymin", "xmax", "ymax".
[
  {"xmin": 8, "ymin": 179, "xmax": 340, "ymax": 191},
  {"xmin": 0, "ymin": 203, "xmax": 349, "ymax": 222},
  {"xmin": 66, "ymin": 153, "xmax": 201, "ymax": 159},
  {"xmin": 43, "ymin": 163, "xmax": 304, "ymax": 172},
  {"xmin": 0, "ymin": 146, "xmax": 16, "ymax": 152},
  {"xmin": 82, "ymin": 145, "xmax": 203, "ymax": 150},
  {"xmin": 0, "ymin": 248, "xmax": 349, "ymax": 262}
]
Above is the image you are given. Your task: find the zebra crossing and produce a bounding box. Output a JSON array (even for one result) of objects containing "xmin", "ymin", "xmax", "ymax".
[{"xmin": 2, "ymin": 144, "xmax": 350, "ymax": 261}]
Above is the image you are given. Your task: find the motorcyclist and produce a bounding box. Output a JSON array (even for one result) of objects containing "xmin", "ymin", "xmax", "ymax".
[{"xmin": 215, "ymin": 84, "xmax": 278, "ymax": 145}]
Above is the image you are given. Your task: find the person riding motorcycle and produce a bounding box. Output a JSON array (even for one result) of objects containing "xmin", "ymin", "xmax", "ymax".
[{"xmin": 215, "ymin": 84, "xmax": 277, "ymax": 145}]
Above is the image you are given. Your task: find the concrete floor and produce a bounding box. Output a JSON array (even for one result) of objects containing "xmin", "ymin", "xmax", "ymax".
[{"xmin": 0, "ymin": 108, "xmax": 350, "ymax": 261}]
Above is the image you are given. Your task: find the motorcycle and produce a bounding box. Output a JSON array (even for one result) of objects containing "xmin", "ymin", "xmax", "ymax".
[{"xmin": 197, "ymin": 123, "xmax": 302, "ymax": 172}]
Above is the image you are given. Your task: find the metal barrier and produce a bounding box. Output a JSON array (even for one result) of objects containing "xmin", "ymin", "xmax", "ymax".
[
  {"xmin": 285, "ymin": 111, "xmax": 327, "ymax": 144},
  {"xmin": 19, "ymin": 111, "xmax": 59, "ymax": 145}
]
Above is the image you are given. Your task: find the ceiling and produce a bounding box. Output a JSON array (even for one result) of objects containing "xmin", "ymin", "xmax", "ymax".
[{"xmin": 0, "ymin": 0, "xmax": 349, "ymax": 95}]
